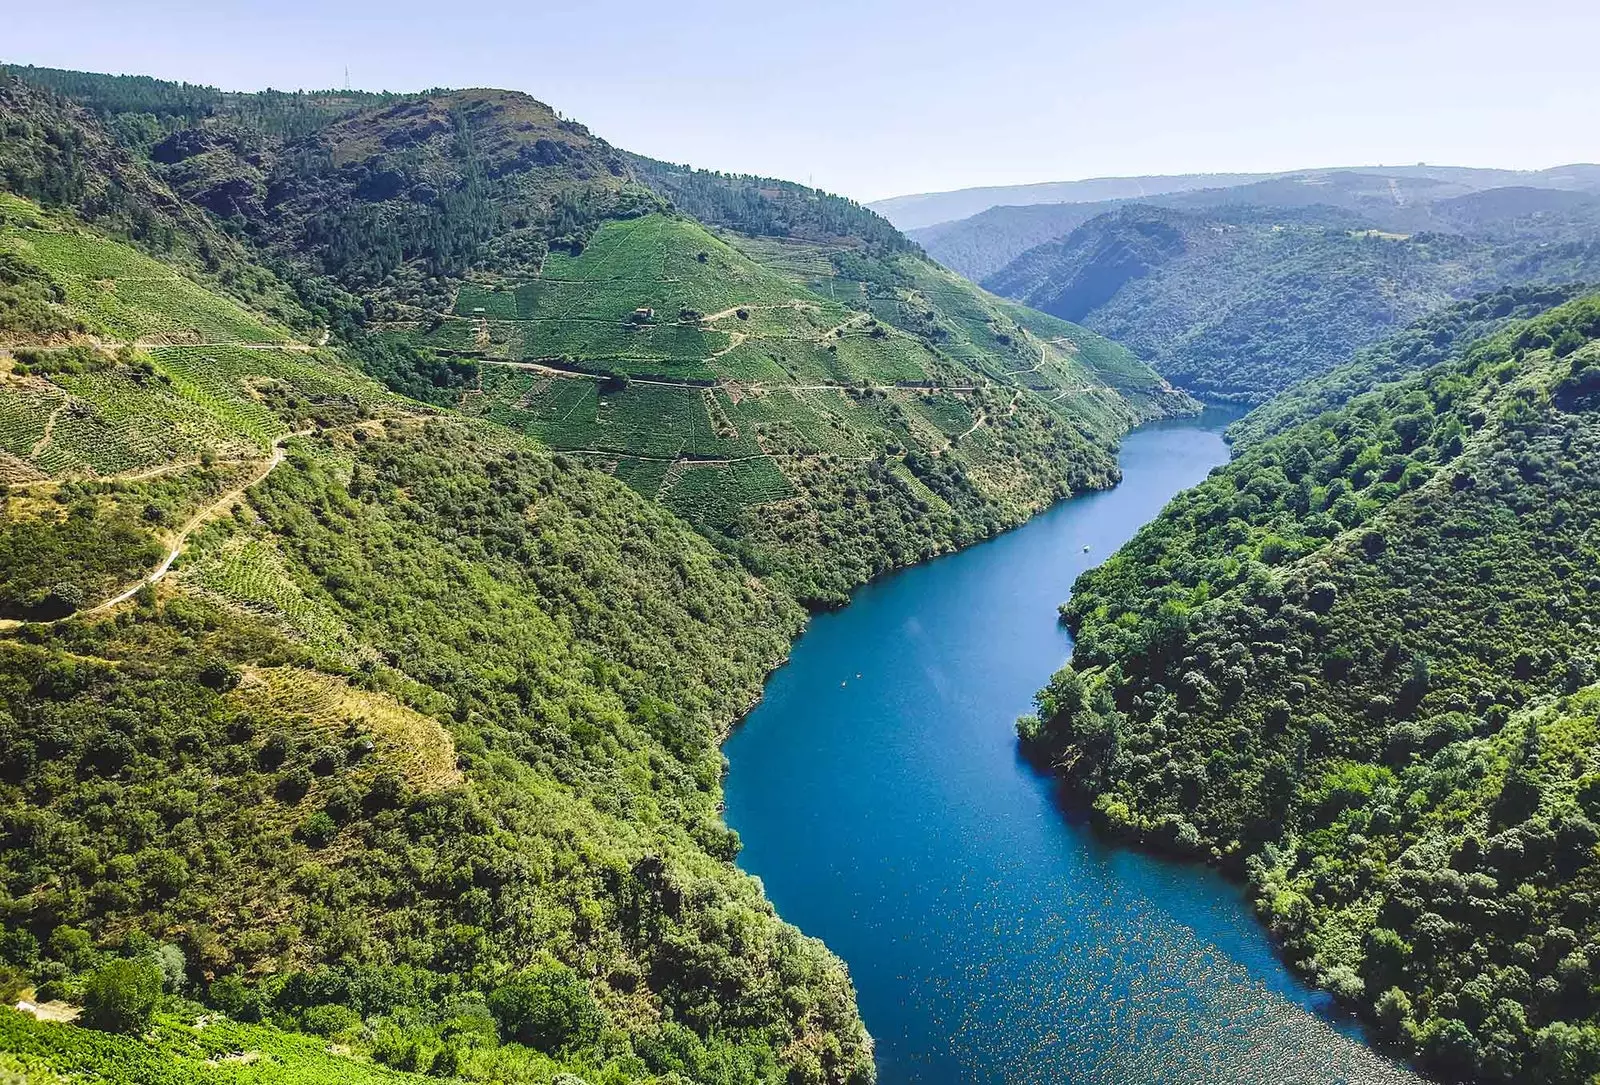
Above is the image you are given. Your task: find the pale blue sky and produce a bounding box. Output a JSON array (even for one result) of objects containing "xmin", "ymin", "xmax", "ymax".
[{"xmin": 6, "ymin": 0, "xmax": 1597, "ymax": 202}]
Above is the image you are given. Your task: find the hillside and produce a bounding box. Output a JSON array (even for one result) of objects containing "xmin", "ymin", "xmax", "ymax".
[
  {"xmin": 0, "ymin": 187, "xmax": 888, "ymax": 1082},
  {"xmin": 1228, "ymin": 283, "xmax": 1588, "ymax": 447},
  {"xmin": 2, "ymin": 66, "xmax": 1192, "ymax": 607},
  {"xmin": 1019, "ymin": 296, "xmax": 1600, "ymax": 1082},
  {"xmin": 424, "ymin": 210, "xmax": 1187, "ymax": 604},
  {"xmin": 910, "ymin": 202, "xmax": 1106, "ymax": 282},
  {"xmin": 983, "ymin": 203, "xmax": 1600, "ymax": 403}
]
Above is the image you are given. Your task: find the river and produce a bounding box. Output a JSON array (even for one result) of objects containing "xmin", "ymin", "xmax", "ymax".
[{"xmin": 723, "ymin": 409, "xmax": 1423, "ymax": 1085}]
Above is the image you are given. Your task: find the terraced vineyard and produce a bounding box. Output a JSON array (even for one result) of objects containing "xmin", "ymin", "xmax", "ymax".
[
  {"xmin": 407, "ymin": 213, "xmax": 1194, "ymax": 599},
  {"xmin": 0, "ymin": 194, "xmax": 292, "ymax": 346},
  {"xmin": 181, "ymin": 531, "xmax": 365, "ymax": 663},
  {"xmin": 0, "ymin": 197, "xmax": 387, "ymax": 485},
  {"xmin": 0, "ymin": 1006, "xmax": 442, "ymax": 1085},
  {"xmin": 0, "ymin": 342, "xmax": 385, "ymax": 481}
]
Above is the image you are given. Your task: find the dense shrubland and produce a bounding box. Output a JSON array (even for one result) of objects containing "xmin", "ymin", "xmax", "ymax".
[
  {"xmin": 1021, "ymin": 297, "xmax": 1600, "ymax": 1081},
  {"xmin": 0, "ymin": 417, "xmax": 875, "ymax": 1083}
]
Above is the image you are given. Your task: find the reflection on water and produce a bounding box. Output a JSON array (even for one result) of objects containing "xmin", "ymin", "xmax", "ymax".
[{"xmin": 723, "ymin": 410, "xmax": 1422, "ymax": 1084}]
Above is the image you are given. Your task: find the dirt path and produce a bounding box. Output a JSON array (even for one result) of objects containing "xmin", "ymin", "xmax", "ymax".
[
  {"xmin": 133, "ymin": 341, "xmax": 318, "ymax": 353},
  {"xmin": 819, "ymin": 312, "xmax": 872, "ymax": 339},
  {"xmin": 3, "ymin": 452, "xmax": 264, "ymax": 491},
  {"xmin": 475, "ymin": 358, "xmax": 978, "ymax": 397},
  {"xmin": 29, "ymin": 401, "xmax": 67, "ymax": 458},
  {"xmin": 700, "ymin": 302, "xmax": 806, "ymax": 323},
  {"xmin": 565, "ymin": 448, "xmax": 773, "ymax": 465},
  {"xmin": 945, "ymin": 391, "xmax": 1020, "ymax": 448},
  {"xmin": 709, "ymin": 330, "xmax": 748, "ymax": 359},
  {"xmin": 0, "ymin": 431, "xmax": 307, "ymax": 632},
  {"xmin": 955, "ymin": 410, "xmax": 987, "ymax": 442},
  {"xmin": 87, "ymin": 435, "xmax": 301, "ymax": 614}
]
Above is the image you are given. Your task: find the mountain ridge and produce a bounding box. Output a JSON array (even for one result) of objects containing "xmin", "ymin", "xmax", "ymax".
[
  {"xmin": 873, "ymin": 163, "xmax": 1600, "ymax": 233},
  {"xmin": 979, "ymin": 201, "xmax": 1600, "ymax": 403}
]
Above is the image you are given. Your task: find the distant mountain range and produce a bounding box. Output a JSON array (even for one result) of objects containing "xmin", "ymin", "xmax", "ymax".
[
  {"xmin": 883, "ymin": 166, "xmax": 1600, "ymax": 403},
  {"xmin": 870, "ymin": 163, "xmax": 1600, "ymax": 234}
]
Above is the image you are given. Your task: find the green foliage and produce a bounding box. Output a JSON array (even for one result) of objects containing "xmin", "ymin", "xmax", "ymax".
[
  {"xmin": 0, "ymin": 62, "xmax": 1199, "ymax": 1085},
  {"xmin": 438, "ymin": 212, "xmax": 1191, "ymax": 606},
  {"xmin": 81, "ymin": 959, "xmax": 163, "ymax": 1034},
  {"xmin": 0, "ymin": 500, "xmax": 158, "ymax": 618},
  {"xmin": 1028, "ymin": 295, "xmax": 1600, "ymax": 1081},
  {"xmin": 0, "ymin": 74, "xmax": 312, "ymax": 331},
  {"xmin": 8, "ymin": 63, "xmax": 403, "ymax": 140},
  {"xmin": 628, "ymin": 154, "xmax": 913, "ymax": 256},
  {"xmin": 0, "ymin": 203, "xmax": 292, "ymax": 344},
  {"xmin": 486, "ymin": 964, "xmax": 602, "ymax": 1052},
  {"xmin": 0, "ymin": 411, "xmax": 875, "ymax": 1081},
  {"xmin": 1232, "ymin": 283, "xmax": 1588, "ymax": 446},
  {"xmin": 0, "ymin": 249, "xmax": 78, "ymax": 339},
  {"xmin": 0, "ymin": 1005, "xmax": 441, "ymax": 1083},
  {"xmin": 0, "ymin": 171, "xmax": 877, "ymax": 1083}
]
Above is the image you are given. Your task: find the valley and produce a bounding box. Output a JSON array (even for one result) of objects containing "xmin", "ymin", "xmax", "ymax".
[
  {"xmin": 899, "ymin": 169, "xmax": 1600, "ymax": 403},
  {"xmin": 0, "ymin": 47, "xmax": 1598, "ymax": 1085}
]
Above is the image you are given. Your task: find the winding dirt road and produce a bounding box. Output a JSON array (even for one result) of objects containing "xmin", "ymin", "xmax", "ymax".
[{"xmin": 0, "ymin": 430, "xmax": 306, "ymax": 631}]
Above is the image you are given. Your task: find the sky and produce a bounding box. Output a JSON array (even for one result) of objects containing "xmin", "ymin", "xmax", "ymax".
[{"xmin": 6, "ymin": 0, "xmax": 1598, "ymax": 203}]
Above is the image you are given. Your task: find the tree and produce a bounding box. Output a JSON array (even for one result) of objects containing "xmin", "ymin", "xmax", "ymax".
[
  {"xmin": 487, "ymin": 964, "xmax": 603, "ymax": 1052},
  {"xmin": 81, "ymin": 958, "xmax": 163, "ymax": 1034},
  {"xmin": 152, "ymin": 943, "xmax": 186, "ymax": 993}
]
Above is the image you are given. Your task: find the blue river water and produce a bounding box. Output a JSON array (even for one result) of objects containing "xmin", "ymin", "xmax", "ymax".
[{"xmin": 723, "ymin": 409, "xmax": 1422, "ymax": 1085}]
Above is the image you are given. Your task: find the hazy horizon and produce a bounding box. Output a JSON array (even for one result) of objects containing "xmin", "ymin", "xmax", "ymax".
[{"xmin": 8, "ymin": 0, "xmax": 1599, "ymax": 203}]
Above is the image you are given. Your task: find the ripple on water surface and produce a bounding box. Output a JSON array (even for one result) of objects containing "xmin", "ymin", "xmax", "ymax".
[{"xmin": 723, "ymin": 411, "xmax": 1424, "ymax": 1085}]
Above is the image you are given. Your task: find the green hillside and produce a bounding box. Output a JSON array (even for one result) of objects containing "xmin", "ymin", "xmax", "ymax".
[
  {"xmin": 1228, "ymin": 283, "xmax": 1588, "ymax": 447},
  {"xmin": 1, "ymin": 66, "xmax": 1191, "ymax": 607},
  {"xmin": 428, "ymin": 209, "xmax": 1187, "ymax": 605},
  {"xmin": 1020, "ymin": 296, "xmax": 1600, "ymax": 1081},
  {"xmin": 0, "ymin": 62, "xmax": 1198, "ymax": 1085},
  {"xmin": 0, "ymin": 187, "xmax": 879, "ymax": 1083},
  {"xmin": 983, "ymin": 204, "xmax": 1600, "ymax": 403}
]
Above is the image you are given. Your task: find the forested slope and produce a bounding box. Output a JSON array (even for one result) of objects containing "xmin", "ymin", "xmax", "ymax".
[
  {"xmin": 1229, "ymin": 284, "xmax": 1588, "ymax": 447},
  {"xmin": 1020, "ymin": 297, "xmax": 1600, "ymax": 1081},
  {"xmin": 0, "ymin": 164, "xmax": 873, "ymax": 1085},
  {"xmin": 983, "ymin": 204, "xmax": 1600, "ymax": 404}
]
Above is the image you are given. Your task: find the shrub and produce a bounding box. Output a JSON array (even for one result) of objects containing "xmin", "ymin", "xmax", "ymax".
[
  {"xmin": 298, "ymin": 810, "xmax": 338, "ymax": 847},
  {"xmin": 302, "ymin": 1002, "xmax": 362, "ymax": 1036},
  {"xmin": 81, "ymin": 958, "xmax": 162, "ymax": 1034},
  {"xmin": 276, "ymin": 766, "xmax": 313, "ymax": 803},
  {"xmin": 151, "ymin": 943, "xmax": 186, "ymax": 993},
  {"xmin": 0, "ymin": 964, "xmax": 26, "ymax": 1004},
  {"xmin": 487, "ymin": 964, "xmax": 604, "ymax": 1052}
]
